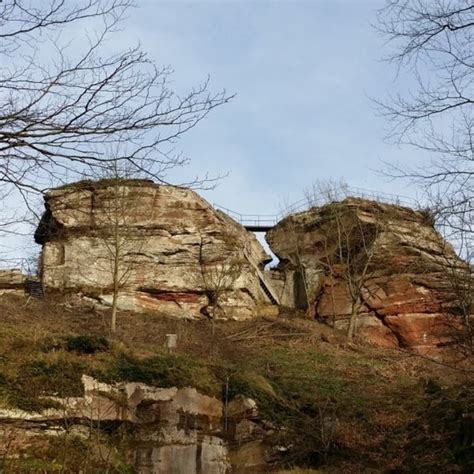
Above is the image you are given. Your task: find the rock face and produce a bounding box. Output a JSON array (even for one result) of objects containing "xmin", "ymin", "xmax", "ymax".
[
  {"xmin": 0, "ymin": 269, "xmax": 24, "ymax": 294},
  {"xmin": 267, "ymin": 198, "xmax": 467, "ymax": 355},
  {"xmin": 35, "ymin": 180, "xmax": 274, "ymax": 320},
  {"xmin": 0, "ymin": 375, "xmax": 275, "ymax": 473},
  {"xmin": 0, "ymin": 268, "xmax": 24, "ymax": 287},
  {"xmin": 34, "ymin": 182, "xmax": 465, "ymax": 355}
]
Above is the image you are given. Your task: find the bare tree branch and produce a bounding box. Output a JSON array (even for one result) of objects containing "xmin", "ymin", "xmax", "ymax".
[{"xmin": 0, "ymin": 0, "xmax": 233, "ymax": 197}]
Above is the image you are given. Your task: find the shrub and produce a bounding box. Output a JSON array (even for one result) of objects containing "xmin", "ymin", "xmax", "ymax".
[
  {"xmin": 100, "ymin": 353, "xmax": 219, "ymax": 395},
  {"xmin": 64, "ymin": 335, "xmax": 110, "ymax": 354},
  {"xmin": 16, "ymin": 358, "xmax": 86, "ymax": 398},
  {"xmin": 14, "ymin": 396, "xmax": 62, "ymax": 413}
]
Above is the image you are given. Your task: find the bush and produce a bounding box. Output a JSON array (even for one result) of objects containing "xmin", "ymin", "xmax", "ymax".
[
  {"xmin": 15, "ymin": 358, "xmax": 86, "ymax": 398},
  {"xmin": 100, "ymin": 353, "xmax": 219, "ymax": 395},
  {"xmin": 14, "ymin": 396, "xmax": 62, "ymax": 413},
  {"xmin": 64, "ymin": 335, "xmax": 110, "ymax": 354}
]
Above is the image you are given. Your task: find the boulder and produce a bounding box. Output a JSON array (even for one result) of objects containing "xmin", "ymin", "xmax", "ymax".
[
  {"xmin": 35, "ymin": 180, "xmax": 274, "ymax": 319},
  {"xmin": 267, "ymin": 197, "xmax": 468, "ymax": 355}
]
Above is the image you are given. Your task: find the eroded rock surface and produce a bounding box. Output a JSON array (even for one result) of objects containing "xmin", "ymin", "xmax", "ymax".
[
  {"xmin": 0, "ymin": 375, "xmax": 275, "ymax": 473},
  {"xmin": 267, "ymin": 198, "xmax": 468, "ymax": 356},
  {"xmin": 35, "ymin": 180, "xmax": 274, "ymax": 319},
  {"xmin": 0, "ymin": 269, "xmax": 25, "ymax": 296}
]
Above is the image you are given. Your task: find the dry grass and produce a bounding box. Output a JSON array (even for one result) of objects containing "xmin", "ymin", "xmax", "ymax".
[
  {"xmin": 0, "ymin": 291, "xmax": 346, "ymax": 359},
  {"xmin": 0, "ymin": 292, "xmax": 472, "ymax": 472}
]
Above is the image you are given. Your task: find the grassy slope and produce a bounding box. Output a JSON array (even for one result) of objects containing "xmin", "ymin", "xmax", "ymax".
[{"xmin": 0, "ymin": 293, "xmax": 473, "ymax": 473}]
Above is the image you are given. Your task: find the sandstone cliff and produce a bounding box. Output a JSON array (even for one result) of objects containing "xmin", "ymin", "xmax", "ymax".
[
  {"xmin": 0, "ymin": 375, "xmax": 273, "ymax": 473},
  {"xmin": 267, "ymin": 198, "xmax": 468, "ymax": 355},
  {"xmin": 34, "ymin": 182, "xmax": 468, "ymax": 355},
  {"xmin": 35, "ymin": 180, "xmax": 273, "ymax": 320}
]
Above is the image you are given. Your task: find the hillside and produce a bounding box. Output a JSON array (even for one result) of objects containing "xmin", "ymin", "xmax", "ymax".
[
  {"xmin": 0, "ymin": 292, "xmax": 472, "ymax": 473},
  {"xmin": 34, "ymin": 181, "xmax": 470, "ymax": 359}
]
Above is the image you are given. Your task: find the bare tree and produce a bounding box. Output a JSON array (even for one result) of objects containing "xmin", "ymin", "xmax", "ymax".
[
  {"xmin": 198, "ymin": 232, "xmax": 245, "ymax": 327},
  {"xmin": 432, "ymin": 239, "xmax": 474, "ymax": 358},
  {"xmin": 303, "ymin": 181, "xmax": 381, "ymax": 336},
  {"xmin": 376, "ymin": 1, "xmax": 474, "ymax": 247},
  {"xmin": 376, "ymin": 0, "xmax": 474, "ymax": 351},
  {"xmin": 0, "ymin": 0, "xmax": 232, "ymax": 199},
  {"xmin": 91, "ymin": 165, "xmax": 146, "ymax": 333},
  {"xmin": 318, "ymin": 202, "xmax": 380, "ymax": 339},
  {"xmin": 304, "ymin": 179, "xmax": 350, "ymax": 207}
]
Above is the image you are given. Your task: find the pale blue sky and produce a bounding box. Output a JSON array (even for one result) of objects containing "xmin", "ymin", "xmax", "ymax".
[
  {"xmin": 3, "ymin": 0, "xmax": 431, "ymax": 266},
  {"xmin": 124, "ymin": 0, "xmax": 424, "ymax": 215}
]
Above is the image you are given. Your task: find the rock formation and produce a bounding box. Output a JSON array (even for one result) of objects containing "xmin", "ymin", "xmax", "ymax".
[
  {"xmin": 35, "ymin": 180, "xmax": 275, "ymax": 320},
  {"xmin": 0, "ymin": 375, "xmax": 275, "ymax": 473},
  {"xmin": 34, "ymin": 181, "xmax": 468, "ymax": 355},
  {"xmin": 267, "ymin": 198, "xmax": 468, "ymax": 356},
  {"xmin": 0, "ymin": 269, "xmax": 24, "ymax": 293}
]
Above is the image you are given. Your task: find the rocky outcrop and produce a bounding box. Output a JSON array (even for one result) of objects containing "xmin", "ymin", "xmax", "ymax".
[
  {"xmin": 267, "ymin": 198, "xmax": 468, "ymax": 356},
  {"xmin": 35, "ymin": 180, "xmax": 274, "ymax": 320},
  {"xmin": 0, "ymin": 375, "xmax": 276, "ymax": 473},
  {"xmin": 34, "ymin": 181, "xmax": 465, "ymax": 354},
  {"xmin": 0, "ymin": 269, "xmax": 28, "ymax": 297},
  {"xmin": 0, "ymin": 268, "xmax": 24, "ymax": 289}
]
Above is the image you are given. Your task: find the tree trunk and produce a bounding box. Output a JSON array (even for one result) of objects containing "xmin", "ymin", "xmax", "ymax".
[
  {"xmin": 111, "ymin": 236, "xmax": 120, "ymax": 334},
  {"xmin": 111, "ymin": 291, "xmax": 118, "ymax": 334},
  {"xmin": 347, "ymin": 299, "xmax": 359, "ymax": 340}
]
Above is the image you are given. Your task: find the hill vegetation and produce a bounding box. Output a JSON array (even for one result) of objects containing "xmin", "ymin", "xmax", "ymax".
[{"xmin": 0, "ymin": 293, "xmax": 472, "ymax": 472}]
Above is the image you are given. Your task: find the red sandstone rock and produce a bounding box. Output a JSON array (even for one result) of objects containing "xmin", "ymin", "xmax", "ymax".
[
  {"xmin": 267, "ymin": 198, "xmax": 467, "ymax": 356},
  {"xmin": 362, "ymin": 278, "xmax": 448, "ymax": 316},
  {"xmin": 355, "ymin": 313, "xmax": 400, "ymax": 348},
  {"xmin": 384, "ymin": 313, "xmax": 459, "ymax": 350}
]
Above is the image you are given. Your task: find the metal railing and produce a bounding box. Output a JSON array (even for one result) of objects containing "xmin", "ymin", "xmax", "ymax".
[
  {"xmin": 213, "ymin": 204, "xmax": 279, "ymax": 228},
  {"xmin": 214, "ymin": 186, "xmax": 417, "ymax": 229}
]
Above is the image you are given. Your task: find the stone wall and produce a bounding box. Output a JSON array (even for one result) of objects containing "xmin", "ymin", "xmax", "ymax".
[{"xmin": 35, "ymin": 180, "xmax": 273, "ymax": 320}]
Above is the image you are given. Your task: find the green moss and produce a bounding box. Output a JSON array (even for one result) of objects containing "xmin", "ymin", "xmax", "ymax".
[
  {"xmin": 4, "ymin": 458, "xmax": 64, "ymax": 472},
  {"xmin": 0, "ymin": 356, "xmax": 86, "ymax": 411},
  {"xmin": 13, "ymin": 395, "xmax": 62, "ymax": 413},
  {"xmin": 99, "ymin": 352, "xmax": 220, "ymax": 396},
  {"xmin": 19, "ymin": 359, "xmax": 85, "ymax": 397},
  {"xmin": 0, "ymin": 371, "xmax": 7, "ymax": 386},
  {"xmin": 11, "ymin": 434, "xmax": 133, "ymax": 473},
  {"xmin": 53, "ymin": 178, "xmax": 154, "ymax": 192},
  {"xmin": 401, "ymin": 384, "xmax": 474, "ymax": 471},
  {"xmin": 64, "ymin": 335, "xmax": 110, "ymax": 354}
]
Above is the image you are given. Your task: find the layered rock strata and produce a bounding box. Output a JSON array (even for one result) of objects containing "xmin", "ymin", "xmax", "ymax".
[
  {"xmin": 35, "ymin": 180, "xmax": 273, "ymax": 319},
  {"xmin": 0, "ymin": 268, "xmax": 24, "ymax": 293},
  {"xmin": 267, "ymin": 198, "xmax": 468, "ymax": 355},
  {"xmin": 0, "ymin": 375, "xmax": 275, "ymax": 473}
]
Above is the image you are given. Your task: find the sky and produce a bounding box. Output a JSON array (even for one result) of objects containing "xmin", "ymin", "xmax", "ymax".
[
  {"xmin": 123, "ymin": 0, "xmax": 426, "ymax": 216},
  {"xmin": 2, "ymin": 0, "xmax": 433, "ymax": 266}
]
